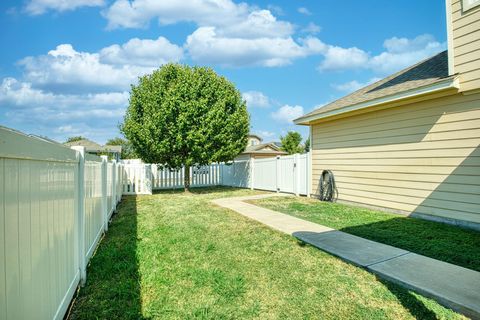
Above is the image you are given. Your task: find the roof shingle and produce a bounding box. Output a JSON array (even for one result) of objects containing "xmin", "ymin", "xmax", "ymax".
[{"xmin": 296, "ymin": 51, "xmax": 452, "ymax": 123}]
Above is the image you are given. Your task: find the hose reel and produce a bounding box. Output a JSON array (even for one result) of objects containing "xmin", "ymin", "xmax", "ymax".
[{"xmin": 319, "ymin": 170, "xmax": 336, "ymax": 202}]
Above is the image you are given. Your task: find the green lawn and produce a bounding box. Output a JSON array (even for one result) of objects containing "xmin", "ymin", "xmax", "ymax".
[
  {"xmin": 251, "ymin": 196, "xmax": 480, "ymax": 272},
  {"xmin": 69, "ymin": 187, "xmax": 465, "ymax": 319}
]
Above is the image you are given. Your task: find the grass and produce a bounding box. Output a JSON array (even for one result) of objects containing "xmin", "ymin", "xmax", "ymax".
[
  {"xmin": 250, "ymin": 196, "xmax": 480, "ymax": 272},
  {"xmin": 69, "ymin": 187, "xmax": 465, "ymax": 319}
]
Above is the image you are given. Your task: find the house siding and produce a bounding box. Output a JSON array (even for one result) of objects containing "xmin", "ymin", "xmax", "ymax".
[
  {"xmin": 451, "ymin": 0, "xmax": 480, "ymax": 91},
  {"xmin": 310, "ymin": 91, "xmax": 480, "ymax": 225}
]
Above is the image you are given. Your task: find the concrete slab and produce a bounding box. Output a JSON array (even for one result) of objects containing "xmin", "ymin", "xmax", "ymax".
[
  {"xmin": 294, "ymin": 231, "xmax": 409, "ymax": 267},
  {"xmin": 369, "ymin": 253, "xmax": 480, "ymax": 319}
]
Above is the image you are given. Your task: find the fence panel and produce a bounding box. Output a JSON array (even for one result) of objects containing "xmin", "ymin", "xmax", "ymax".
[
  {"xmin": 297, "ymin": 153, "xmax": 309, "ymax": 195},
  {"xmin": 116, "ymin": 164, "xmax": 123, "ymax": 202},
  {"xmin": 253, "ymin": 158, "xmax": 277, "ymax": 191},
  {"xmin": 0, "ymin": 127, "xmax": 79, "ymax": 320},
  {"xmin": 106, "ymin": 162, "xmax": 114, "ymax": 217},
  {"xmin": 152, "ymin": 165, "xmax": 184, "ymax": 190},
  {"xmin": 192, "ymin": 164, "xmax": 221, "ymax": 187},
  {"xmin": 84, "ymin": 154, "xmax": 104, "ymax": 262},
  {"xmin": 222, "ymin": 160, "xmax": 251, "ymax": 188},
  {"xmin": 123, "ymin": 164, "xmax": 152, "ymax": 194},
  {"xmin": 277, "ymin": 155, "xmax": 295, "ymax": 193}
]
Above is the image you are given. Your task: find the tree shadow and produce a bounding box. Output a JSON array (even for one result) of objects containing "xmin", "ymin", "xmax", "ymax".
[
  {"xmin": 68, "ymin": 196, "xmax": 148, "ymax": 319},
  {"xmin": 152, "ymin": 185, "xmax": 245, "ymax": 195},
  {"xmin": 292, "ymin": 233, "xmax": 442, "ymax": 319},
  {"xmin": 377, "ymin": 277, "xmax": 439, "ymax": 320}
]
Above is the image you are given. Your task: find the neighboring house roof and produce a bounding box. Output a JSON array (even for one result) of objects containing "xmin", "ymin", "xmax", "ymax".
[
  {"xmin": 64, "ymin": 139, "xmax": 122, "ymax": 153},
  {"xmin": 248, "ymin": 134, "xmax": 263, "ymax": 141},
  {"xmin": 242, "ymin": 142, "xmax": 287, "ymax": 155},
  {"xmin": 295, "ymin": 51, "xmax": 459, "ymax": 124},
  {"xmin": 245, "ymin": 142, "xmax": 281, "ymax": 152}
]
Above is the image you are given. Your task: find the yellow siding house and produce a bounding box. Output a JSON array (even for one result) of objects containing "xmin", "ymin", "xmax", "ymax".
[{"xmin": 294, "ymin": 0, "xmax": 480, "ymax": 229}]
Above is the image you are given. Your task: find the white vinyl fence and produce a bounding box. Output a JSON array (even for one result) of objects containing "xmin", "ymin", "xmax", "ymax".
[
  {"xmin": 122, "ymin": 154, "xmax": 310, "ymax": 196},
  {"xmin": 0, "ymin": 127, "xmax": 124, "ymax": 320},
  {"xmin": 1, "ymin": 124, "xmax": 310, "ymax": 320}
]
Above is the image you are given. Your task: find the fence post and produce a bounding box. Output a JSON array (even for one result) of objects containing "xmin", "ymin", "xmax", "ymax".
[
  {"xmin": 101, "ymin": 156, "xmax": 108, "ymax": 232},
  {"xmin": 111, "ymin": 160, "xmax": 116, "ymax": 212},
  {"xmin": 144, "ymin": 164, "xmax": 153, "ymax": 195},
  {"xmin": 294, "ymin": 153, "xmax": 300, "ymax": 196},
  {"xmin": 71, "ymin": 146, "xmax": 87, "ymax": 285},
  {"xmin": 307, "ymin": 127, "xmax": 313, "ymax": 197},
  {"xmin": 275, "ymin": 156, "xmax": 280, "ymax": 193},
  {"xmin": 250, "ymin": 157, "xmax": 255, "ymax": 190},
  {"xmin": 220, "ymin": 163, "xmax": 224, "ymax": 186}
]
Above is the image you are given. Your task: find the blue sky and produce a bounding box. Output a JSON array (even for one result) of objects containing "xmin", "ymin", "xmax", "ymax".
[{"xmin": 0, "ymin": 0, "xmax": 447, "ymax": 144}]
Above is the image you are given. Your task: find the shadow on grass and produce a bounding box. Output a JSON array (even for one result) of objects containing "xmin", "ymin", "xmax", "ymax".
[
  {"xmin": 339, "ymin": 218, "xmax": 480, "ymax": 272},
  {"xmin": 378, "ymin": 277, "xmax": 439, "ymax": 320},
  {"xmin": 293, "ymin": 235, "xmax": 440, "ymax": 320},
  {"xmin": 69, "ymin": 196, "xmax": 148, "ymax": 320},
  {"xmin": 152, "ymin": 185, "xmax": 247, "ymax": 195}
]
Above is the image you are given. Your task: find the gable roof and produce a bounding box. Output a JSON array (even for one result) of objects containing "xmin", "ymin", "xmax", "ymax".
[
  {"xmin": 64, "ymin": 139, "xmax": 121, "ymax": 153},
  {"xmin": 243, "ymin": 142, "xmax": 287, "ymax": 155},
  {"xmin": 248, "ymin": 134, "xmax": 263, "ymax": 141},
  {"xmin": 245, "ymin": 142, "xmax": 281, "ymax": 152},
  {"xmin": 295, "ymin": 51, "xmax": 458, "ymax": 125}
]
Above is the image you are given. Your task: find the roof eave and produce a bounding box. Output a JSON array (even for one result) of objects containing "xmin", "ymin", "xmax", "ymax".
[{"xmin": 294, "ymin": 77, "xmax": 460, "ymax": 125}]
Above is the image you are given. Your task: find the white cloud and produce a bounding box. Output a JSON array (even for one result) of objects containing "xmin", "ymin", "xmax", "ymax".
[
  {"xmin": 104, "ymin": 0, "xmax": 251, "ymax": 30},
  {"xmin": 217, "ymin": 10, "xmax": 293, "ymax": 39},
  {"xmin": 18, "ymin": 37, "xmax": 183, "ymax": 91},
  {"xmin": 332, "ymin": 77, "xmax": 382, "ymax": 93},
  {"xmin": 0, "ymin": 77, "xmax": 128, "ymax": 107},
  {"xmin": 0, "ymin": 77, "xmax": 128, "ymax": 143},
  {"xmin": 319, "ymin": 46, "xmax": 369, "ymax": 71},
  {"xmin": 318, "ymin": 34, "xmax": 445, "ymax": 74},
  {"xmin": 297, "ymin": 7, "xmax": 312, "ymax": 15},
  {"xmin": 242, "ymin": 91, "xmax": 270, "ymax": 108},
  {"xmin": 267, "ymin": 5, "xmax": 284, "ymax": 16},
  {"xmin": 255, "ymin": 130, "xmax": 275, "ymax": 139},
  {"xmin": 0, "ymin": 77, "xmax": 128, "ymax": 120},
  {"xmin": 104, "ymin": 1, "xmax": 294, "ymax": 38},
  {"xmin": 186, "ymin": 27, "xmax": 322, "ymax": 67},
  {"xmin": 369, "ymin": 34, "xmax": 445, "ymax": 74},
  {"xmin": 25, "ymin": 0, "xmax": 104, "ymax": 15},
  {"xmin": 302, "ymin": 22, "xmax": 321, "ymax": 34},
  {"xmin": 271, "ymin": 105, "xmax": 304, "ymax": 123},
  {"xmin": 99, "ymin": 36, "xmax": 184, "ymax": 66}
]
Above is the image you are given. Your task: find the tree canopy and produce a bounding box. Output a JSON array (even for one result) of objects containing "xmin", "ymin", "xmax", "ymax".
[
  {"xmin": 121, "ymin": 63, "xmax": 249, "ymax": 190},
  {"xmin": 106, "ymin": 137, "xmax": 137, "ymax": 159},
  {"xmin": 280, "ymin": 131, "xmax": 305, "ymax": 154},
  {"xmin": 304, "ymin": 136, "xmax": 311, "ymax": 153},
  {"xmin": 65, "ymin": 136, "xmax": 86, "ymax": 143}
]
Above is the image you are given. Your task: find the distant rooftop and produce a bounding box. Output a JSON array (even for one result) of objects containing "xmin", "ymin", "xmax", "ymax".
[{"xmin": 64, "ymin": 139, "xmax": 122, "ymax": 153}]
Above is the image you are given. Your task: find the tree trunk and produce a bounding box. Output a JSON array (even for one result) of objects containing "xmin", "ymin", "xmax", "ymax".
[{"xmin": 184, "ymin": 165, "xmax": 190, "ymax": 192}]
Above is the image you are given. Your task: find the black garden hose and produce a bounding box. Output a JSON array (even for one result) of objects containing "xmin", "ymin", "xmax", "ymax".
[{"xmin": 319, "ymin": 170, "xmax": 336, "ymax": 202}]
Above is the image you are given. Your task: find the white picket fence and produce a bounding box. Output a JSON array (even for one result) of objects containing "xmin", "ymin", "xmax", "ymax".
[
  {"xmin": 122, "ymin": 153, "xmax": 310, "ymax": 196},
  {"xmin": 0, "ymin": 127, "xmax": 124, "ymax": 320}
]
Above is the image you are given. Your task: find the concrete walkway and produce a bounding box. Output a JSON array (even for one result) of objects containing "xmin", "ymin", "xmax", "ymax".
[{"xmin": 212, "ymin": 194, "xmax": 480, "ymax": 319}]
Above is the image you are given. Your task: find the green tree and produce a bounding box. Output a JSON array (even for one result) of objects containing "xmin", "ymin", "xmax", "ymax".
[
  {"xmin": 280, "ymin": 131, "xmax": 304, "ymax": 154},
  {"xmin": 65, "ymin": 136, "xmax": 86, "ymax": 143},
  {"xmin": 121, "ymin": 63, "xmax": 249, "ymax": 191},
  {"xmin": 304, "ymin": 136, "xmax": 311, "ymax": 153},
  {"xmin": 105, "ymin": 137, "xmax": 137, "ymax": 159}
]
